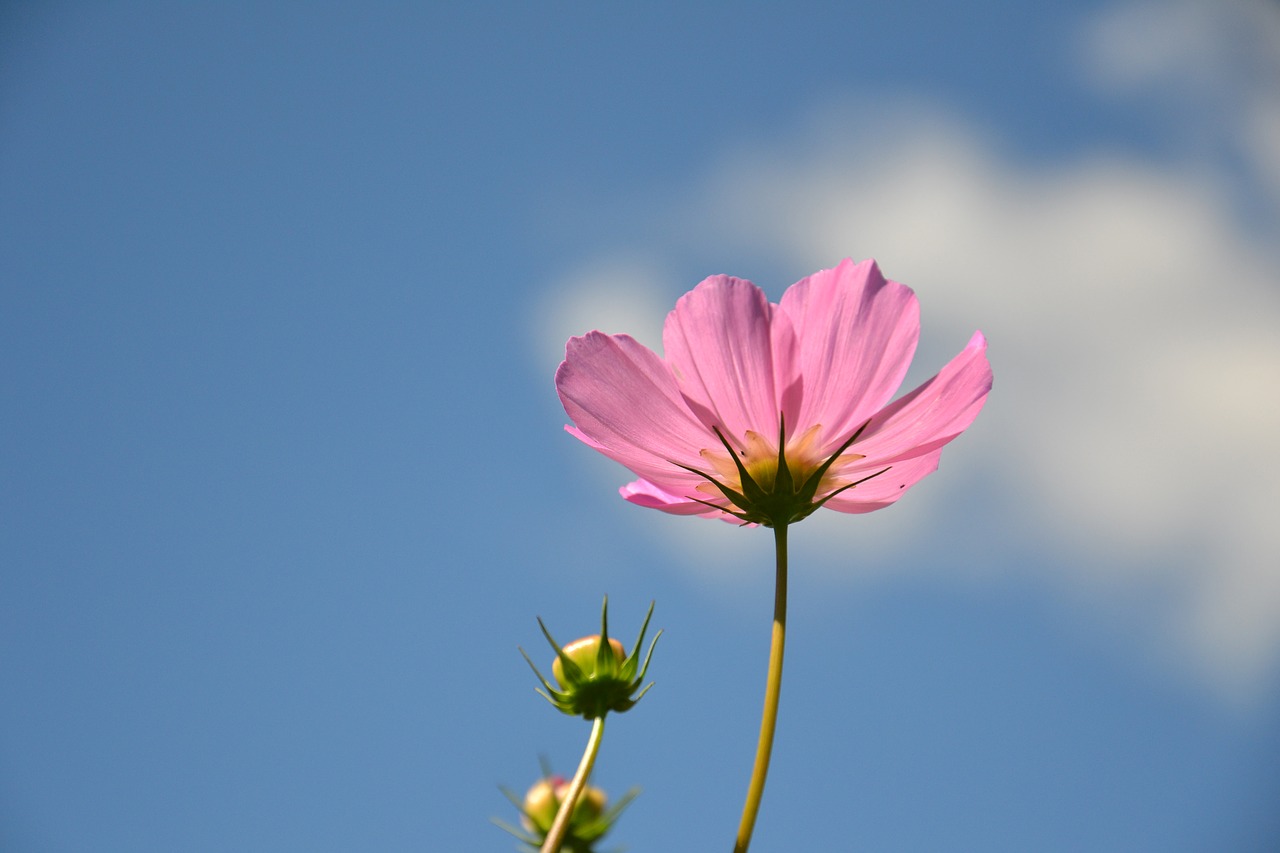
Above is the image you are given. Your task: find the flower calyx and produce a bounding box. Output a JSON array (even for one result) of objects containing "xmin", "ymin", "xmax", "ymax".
[
  {"xmin": 678, "ymin": 414, "xmax": 890, "ymax": 527},
  {"xmin": 521, "ymin": 597, "xmax": 660, "ymax": 720}
]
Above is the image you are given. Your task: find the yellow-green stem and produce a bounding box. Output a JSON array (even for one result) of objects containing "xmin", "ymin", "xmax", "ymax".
[
  {"xmin": 734, "ymin": 523, "xmax": 788, "ymax": 853},
  {"xmin": 541, "ymin": 714, "xmax": 606, "ymax": 853}
]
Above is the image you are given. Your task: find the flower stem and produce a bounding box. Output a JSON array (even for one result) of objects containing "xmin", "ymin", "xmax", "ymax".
[
  {"xmin": 541, "ymin": 714, "xmax": 606, "ymax": 853},
  {"xmin": 734, "ymin": 522, "xmax": 789, "ymax": 853}
]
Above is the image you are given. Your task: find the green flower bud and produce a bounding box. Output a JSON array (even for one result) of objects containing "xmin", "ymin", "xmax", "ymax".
[
  {"xmin": 552, "ymin": 635, "xmax": 626, "ymax": 689},
  {"xmin": 519, "ymin": 776, "xmax": 607, "ymax": 835},
  {"xmin": 520, "ymin": 597, "xmax": 661, "ymax": 719},
  {"xmin": 496, "ymin": 767, "xmax": 640, "ymax": 853},
  {"xmin": 520, "ymin": 775, "xmax": 562, "ymax": 834}
]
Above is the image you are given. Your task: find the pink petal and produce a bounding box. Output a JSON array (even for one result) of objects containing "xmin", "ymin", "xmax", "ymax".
[
  {"xmin": 662, "ymin": 275, "xmax": 786, "ymax": 445},
  {"xmin": 620, "ymin": 479, "xmax": 731, "ymax": 519},
  {"xmin": 821, "ymin": 449, "xmax": 945, "ymax": 513},
  {"xmin": 853, "ymin": 331, "xmax": 992, "ymax": 466},
  {"xmin": 777, "ymin": 259, "xmax": 920, "ymax": 449},
  {"xmin": 556, "ymin": 332, "xmax": 711, "ymax": 488}
]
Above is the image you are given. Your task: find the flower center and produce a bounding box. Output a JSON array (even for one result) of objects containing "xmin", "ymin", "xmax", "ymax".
[
  {"xmin": 696, "ymin": 423, "xmax": 864, "ymax": 503},
  {"xmin": 672, "ymin": 414, "xmax": 887, "ymax": 526}
]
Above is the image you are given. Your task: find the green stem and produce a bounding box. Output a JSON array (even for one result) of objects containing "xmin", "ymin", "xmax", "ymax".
[
  {"xmin": 734, "ymin": 523, "xmax": 789, "ymax": 853},
  {"xmin": 541, "ymin": 714, "xmax": 606, "ymax": 853}
]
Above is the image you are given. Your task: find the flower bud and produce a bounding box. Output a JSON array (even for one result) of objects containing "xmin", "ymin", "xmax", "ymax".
[
  {"xmin": 519, "ymin": 776, "xmax": 608, "ymax": 835},
  {"xmin": 520, "ymin": 598, "xmax": 661, "ymax": 719},
  {"xmin": 519, "ymin": 775, "xmax": 564, "ymax": 833},
  {"xmin": 552, "ymin": 635, "xmax": 626, "ymax": 689},
  {"xmin": 497, "ymin": 772, "xmax": 638, "ymax": 852}
]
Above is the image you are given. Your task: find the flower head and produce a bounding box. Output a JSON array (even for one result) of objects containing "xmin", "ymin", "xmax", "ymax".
[{"xmin": 555, "ymin": 258, "xmax": 992, "ymax": 527}]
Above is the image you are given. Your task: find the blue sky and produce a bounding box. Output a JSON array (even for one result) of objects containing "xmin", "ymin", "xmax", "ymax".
[{"xmin": 3, "ymin": 2, "xmax": 1280, "ymax": 851}]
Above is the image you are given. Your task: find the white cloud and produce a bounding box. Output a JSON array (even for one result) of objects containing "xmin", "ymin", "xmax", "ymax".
[
  {"xmin": 532, "ymin": 253, "xmax": 670, "ymax": 376},
  {"xmin": 1082, "ymin": 0, "xmax": 1280, "ymax": 202},
  {"xmin": 1082, "ymin": 0, "xmax": 1280, "ymax": 96},
  {"xmin": 536, "ymin": 2, "xmax": 1280, "ymax": 698}
]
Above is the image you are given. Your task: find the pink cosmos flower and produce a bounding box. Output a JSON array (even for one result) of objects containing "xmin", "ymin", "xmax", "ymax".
[{"xmin": 555, "ymin": 258, "xmax": 991, "ymax": 527}]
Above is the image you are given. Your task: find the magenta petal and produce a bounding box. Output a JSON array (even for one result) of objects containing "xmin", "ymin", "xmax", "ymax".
[
  {"xmin": 662, "ymin": 275, "xmax": 784, "ymax": 443},
  {"xmin": 822, "ymin": 450, "xmax": 944, "ymax": 513},
  {"xmin": 777, "ymin": 259, "xmax": 920, "ymax": 446},
  {"xmin": 620, "ymin": 479, "xmax": 728, "ymax": 518},
  {"xmin": 622, "ymin": 480, "xmax": 752, "ymax": 525},
  {"xmin": 556, "ymin": 332, "xmax": 713, "ymax": 488},
  {"xmin": 855, "ymin": 331, "xmax": 992, "ymax": 465}
]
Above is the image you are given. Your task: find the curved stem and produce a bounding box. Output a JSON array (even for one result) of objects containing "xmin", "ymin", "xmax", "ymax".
[
  {"xmin": 734, "ymin": 523, "xmax": 789, "ymax": 853},
  {"xmin": 541, "ymin": 715, "xmax": 606, "ymax": 853}
]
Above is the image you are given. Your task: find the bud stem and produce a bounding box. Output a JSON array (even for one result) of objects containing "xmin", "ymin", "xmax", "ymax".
[
  {"xmin": 734, "ymin": 522, "xmax": 789, "ymax": 853},
  {"xmin": 540, "ymin": 714, "xmax": 607, "ymax": 853}
]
